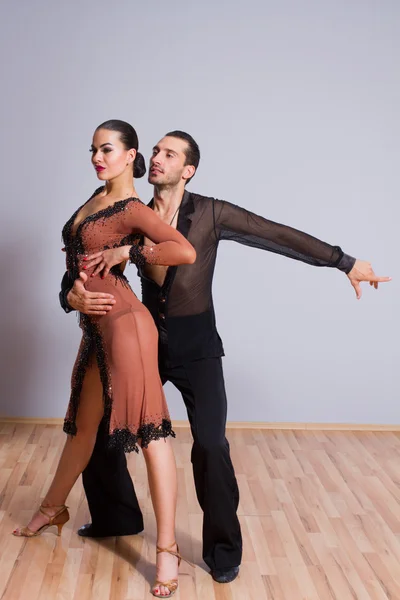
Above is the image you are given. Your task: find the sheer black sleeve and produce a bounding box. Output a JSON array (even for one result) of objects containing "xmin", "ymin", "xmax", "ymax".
[
  {"xmin": 213, "ymin": 200, "xmax": 356, "ymax": 273},
  {"xmin": 59, "ymin": 271, "xmax": 74, "ymax": 313}
]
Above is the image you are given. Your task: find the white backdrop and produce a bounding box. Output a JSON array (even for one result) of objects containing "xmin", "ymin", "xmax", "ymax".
[{"xmin": 0, "ymin": 0, "xmax": 398, "ymax": 424}]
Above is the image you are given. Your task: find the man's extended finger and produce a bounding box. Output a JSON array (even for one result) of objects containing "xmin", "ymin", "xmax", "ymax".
[
  {"xmin": 85, "ymin": 297, "xmax": 116, "ymax": 306},
  {"xmin": 86, "ymin": 291, "xmax": 115, "ymax": 300},
  {"xmin": 352, "ymin": 281, "xmax": 362, "ymax": 300},
  {"xmin": 87, "ymin": 304, "xmax": 113, "ymax": 312},
  {"xmin": 86, "ymin": 309, "xmax": 108, "ymax": 315},
  {"xmin": 370, "ymin": 276, "xmax": 392, "ymax": 283},
  {"xmin": 352, "ymin": 275, "xmax": 391, "ymax": 283}
]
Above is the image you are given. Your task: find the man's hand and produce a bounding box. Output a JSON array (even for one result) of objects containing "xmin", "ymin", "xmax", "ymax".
[
  {"xmin": 347, "ymin": 259, "xmax": 392, "ymax": 300},
  {"xmin": 83, "ymin": 246, "xmax": 130, "ymax": 279},
  {"xmin": 66, "ymin": 272, "xmax": 116, "ymax": 315}
]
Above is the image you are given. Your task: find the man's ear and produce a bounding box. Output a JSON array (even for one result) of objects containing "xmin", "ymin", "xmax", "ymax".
[{"xmin": 183, "ymin": 165, "xmax": 195, "ymax": 182}]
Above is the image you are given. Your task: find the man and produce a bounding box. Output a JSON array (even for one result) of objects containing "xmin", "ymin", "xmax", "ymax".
[{"xmin": 60, "ymin": 130, "xmax": 390, "ymax": 583}]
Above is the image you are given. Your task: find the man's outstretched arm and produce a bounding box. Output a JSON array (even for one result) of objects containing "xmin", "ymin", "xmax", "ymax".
[
  {"xmin": 59, "ymin": 271, "xmax": 116, "ymax": 315},
  {"xmin": 213, "ymin": 199, "xmax": 391, "ymax": 299}
]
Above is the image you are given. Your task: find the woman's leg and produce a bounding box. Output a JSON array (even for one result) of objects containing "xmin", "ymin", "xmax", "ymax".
[
  {"xmin": 14, "ymin": 357, "xmax": 104, "ymax": 533},
  {"xmin": 142, "ymin": 437, "xmax": 178, "ymax": 597}
]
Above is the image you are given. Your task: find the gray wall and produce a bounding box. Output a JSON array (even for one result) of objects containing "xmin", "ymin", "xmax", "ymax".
[{"xmin": 0, "ymin": 0, "xmax": 398, "ymax": 423}]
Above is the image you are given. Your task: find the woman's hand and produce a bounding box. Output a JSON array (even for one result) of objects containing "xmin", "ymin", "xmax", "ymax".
[{"xmin": 83, "ymin": 246, "xmax": 130, "ymax": 278}]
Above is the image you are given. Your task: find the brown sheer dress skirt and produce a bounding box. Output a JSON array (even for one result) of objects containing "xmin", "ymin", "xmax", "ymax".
[{"xmin": 64, "ymin": 274, "xmax": 174, "ymax": 453}]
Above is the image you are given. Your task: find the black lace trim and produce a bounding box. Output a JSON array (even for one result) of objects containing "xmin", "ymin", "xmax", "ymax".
[
  {"xmin": 119, "ymin": 233, "xmax": 142, "ymax": 247},
  {"xmin": 64, "ymin": 330, "xmax": 92, "ymax": 432},
  {"xmin": 110, "ymin": 419, "xmax": 176, "ymax": 453},
  {"xmin": 102, "ymin": 234, "xmax": 141, "ymax": 291},
  {"xmin": 129, "ymin": 243, "xmax": 146, "ymax": 268},
  {"xmin": 109, "ymin": 268, "xmax": 132, "ymax": 290},
  {"xmin": 63, "ymin": 419, "xmax": 77, "ymax": 436},
  {"xmin": 63, "ymin": 314, "xmax": 113, "ymax": 439},
  {"xmin": 63, "ymin": 418, "xmax": 175, "ymax": 454},
  {"xmin": 62, "ymin": 187, "xmax": 142, "ymax": 280},
  {"xmin": 61, "ymin": 186, "xmax": 104, "ymax": 278},
  {"xmin": 80, "ymin": 197, "xmax": 138, "ymax": 230}
]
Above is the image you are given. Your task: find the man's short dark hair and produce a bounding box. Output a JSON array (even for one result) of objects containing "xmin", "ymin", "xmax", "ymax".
[{"xmin": 165, "ymin": 130, "xmax": 200, "ymax": 184}]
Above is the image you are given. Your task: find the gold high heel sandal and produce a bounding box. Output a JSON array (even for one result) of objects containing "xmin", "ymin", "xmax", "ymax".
[
  {"xmin": 151, "ymin": 541, "xmax": 194, "ymax": 598},
  {"xmin": 12, "ymin": 505, "xmax": 69, "ymax": 537}
]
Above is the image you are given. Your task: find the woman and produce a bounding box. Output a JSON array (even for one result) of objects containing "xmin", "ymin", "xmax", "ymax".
[{"xmin": 13, "ymin": 119, "xmax": 196, "ymax": 598}]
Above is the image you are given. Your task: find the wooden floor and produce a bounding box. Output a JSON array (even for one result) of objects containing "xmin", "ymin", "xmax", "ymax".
[{"xmin": 0, "ymin": 424, "xmax": 400, "ymax": 600}]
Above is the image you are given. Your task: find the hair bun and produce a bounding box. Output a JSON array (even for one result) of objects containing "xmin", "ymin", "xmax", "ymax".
[{"xmin": 134, "ymin": 152, "xmax": 146, "ymax": 179}]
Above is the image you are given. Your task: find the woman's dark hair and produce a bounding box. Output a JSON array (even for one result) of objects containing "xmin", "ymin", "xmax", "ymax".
[
  {"xmin": 165, "ymin": 130, "xmax": 200, "ymax": 184},
  {"xmin": 96, "ymin": 119, "xmax": 146, "ymax": 178}
]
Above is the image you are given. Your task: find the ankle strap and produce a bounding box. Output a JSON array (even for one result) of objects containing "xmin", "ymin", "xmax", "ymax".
[
  {"xmin": 39, "ymin": 505, "xmax": 68, "ymax": 519},
  {"xmin": 156, "ymin": 542, "xmax": 195, "ymax": 568},
  {"xmin": 156, "ymin": 541, "xmax": 178, "ymax": 553}
]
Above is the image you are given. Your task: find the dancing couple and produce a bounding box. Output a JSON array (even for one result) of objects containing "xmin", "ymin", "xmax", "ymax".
[{"xmin": 13, "ymin": 119, "xmax": 390, "ymax": 597}]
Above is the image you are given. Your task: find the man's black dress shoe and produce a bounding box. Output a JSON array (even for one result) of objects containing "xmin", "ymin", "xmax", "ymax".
[
  {"xmin": 77, "ymin": 523, "xmax": 143, "ymax": 538},
  {"xmin": 211, "ymin": 566, "xmax": 240, "ymax": 583}
]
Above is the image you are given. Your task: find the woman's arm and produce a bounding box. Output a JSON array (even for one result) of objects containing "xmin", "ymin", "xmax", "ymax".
[
  {"xmin": 127, "ymin": 200, "xmax": 196, "ymax": 265},
  {"xmin": 84, "ymin": 200, "xmax": 196, "ymax": 278}
]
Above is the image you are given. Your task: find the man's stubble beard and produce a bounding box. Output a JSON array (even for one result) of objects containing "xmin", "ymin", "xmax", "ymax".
[{"xmin": 150, "ymin": 173, "xmax": 183, "ymax": 194}]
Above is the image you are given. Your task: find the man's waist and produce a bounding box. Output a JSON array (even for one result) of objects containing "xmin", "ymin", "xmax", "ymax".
[{"xmin": 153, "ymin": 309, "xmax": 225, "ymax": 366}]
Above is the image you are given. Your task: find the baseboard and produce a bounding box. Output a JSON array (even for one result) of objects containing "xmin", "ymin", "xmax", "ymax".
[
  {"xmin": 0, "ymin": 416, "xmax": 399, "ymax": 432},
  {"xmin": 223, "ymin": 421, "xmax": 400, "ymax": 431}
]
